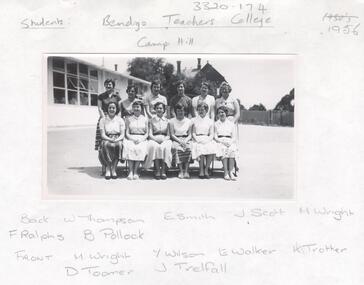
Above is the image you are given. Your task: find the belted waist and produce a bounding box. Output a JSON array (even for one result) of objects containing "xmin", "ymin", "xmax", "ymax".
[{"xmin": 218, "ymin": 135, "xmax": 231, "ymax": 138}]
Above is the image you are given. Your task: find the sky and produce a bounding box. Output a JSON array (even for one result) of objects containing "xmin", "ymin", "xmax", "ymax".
[{"xmin": 79, "ymin": 54, "xmax": 295, "ymax": 110}]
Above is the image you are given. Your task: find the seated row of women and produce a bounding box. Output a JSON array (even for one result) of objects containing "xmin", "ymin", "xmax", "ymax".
[{"xmin": 98, "ymin": 100, "xmax": 238, "ymax": 181}]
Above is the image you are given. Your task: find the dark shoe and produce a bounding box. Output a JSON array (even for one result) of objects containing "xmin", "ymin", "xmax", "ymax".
[
  {"xmin": 205, "ymin": 173, "xmax": 210, "ymax": 179},
  {"xmin": 161, "ymin": 174, "xmax": 167, "ymax": 180},
  {"xmin": 111, "ymin": 174, "xmax": 117, "ymax": 179},
  {"xmin": 199, "ymin": 174, "xmax": 205, "ymax": 179},
  {"xmin": 105, "ymin": 175, "xmax": 111, "ymax": 180},
  {"xmin": 155, "ymin": 173, "xmax": 161, "ymax": 180}
]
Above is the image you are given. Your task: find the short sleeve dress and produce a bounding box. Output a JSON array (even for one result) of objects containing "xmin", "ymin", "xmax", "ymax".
[
  {"xmin": 170, "ymin": 117, "xmax": 192, "ymax": 164},
  {"xmin": 122, "ymin": 115, "xmax": 148, "ymax": 161},
  {"xmin": 98, "ymin": 116, "xmax": 125, "ymax": 165},
  {"xmin": 94, "ymin": 92, "xmax": 121, "ymax": 150},
  {"xmin": 191, "ymin": 116, "xmax": 217, "ymax": 160},
  {"xmin": 214, "ymin": 119, "xmax": 238, "ymax": 159},
  {"xmin": 144, "ymin": 116, "xmax": 172, "ymax": 169}
]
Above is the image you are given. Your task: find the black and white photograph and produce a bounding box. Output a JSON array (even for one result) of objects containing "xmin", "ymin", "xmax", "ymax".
[{"xmin": 45, "ymin": 54, "xmax": 295, "ymax": 199}]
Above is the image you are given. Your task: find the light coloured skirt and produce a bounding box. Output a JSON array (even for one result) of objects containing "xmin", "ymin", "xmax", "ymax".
[
  {"xmin": 215, "ymin": 137, "xmax": 238, "ymax": 159},
  {"xmin": 144, "ymin": 137, "xmax": 173, "ymax": 168},
  {"xmin": 191, "ymin": 135, "xmax": 217, "ymax": 160},
  {"xmin": 172, "ymin": 138, "xmax": 192, "ymax": 164},
  {"xmin": 123, "ymin": 135, "xmax": 148, "ymax": 161}
]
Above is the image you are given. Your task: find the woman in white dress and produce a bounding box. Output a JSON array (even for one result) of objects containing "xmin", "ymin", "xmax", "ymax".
[
  {"xmin": 99, "ymin": 102, "xmax": 125, "ymax": 179},
  {"xmin": 214, "ymin": 106, "xmax": 238, "ymax": 180},
  {"xmin": 191, "ymin": 102, "xmax": 216, "ymax": 179},
  {"xmin": 123, "ymin": 101, "xmax": 149, "ymax": 180},
  {"xmin": 192, "ymin": 81, "xmax": 215, "ymax": 119},
  {"xmin": 169, "ymin": 103, "xmax": 192, "ymax": 179},
  {"xmin": 144, "ymin": 102, "xmax": 172, "ymax": 180},
  {"xmin": 215, "ymin": 81, "xmax": 240, "ymax": 176}
]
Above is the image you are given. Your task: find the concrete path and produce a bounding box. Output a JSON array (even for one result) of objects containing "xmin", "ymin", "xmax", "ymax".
[{"xmin": 46, "ymin": 125, "xmax": 294, "ymax": 200}]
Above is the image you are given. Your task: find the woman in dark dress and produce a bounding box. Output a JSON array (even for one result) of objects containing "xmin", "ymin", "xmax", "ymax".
[{"xmin": 94, "ymin": 79, "xmax": 121, "ymax": 174}]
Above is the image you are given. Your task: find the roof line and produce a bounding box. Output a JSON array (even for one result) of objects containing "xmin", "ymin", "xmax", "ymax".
[{"xmin": 64, "ymin": 56, "xmax": 151, "ymax": 85}]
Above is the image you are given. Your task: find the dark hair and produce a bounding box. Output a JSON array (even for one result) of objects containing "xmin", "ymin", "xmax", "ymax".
[
  {"xmin": 154, "ymin": 102, "xmax": 166, "ymax": 112},
  {"xmin": 201, "ymin": 81, "xmax": 210, "ymax": 89},
  {"xmin": 126, "ymin": 84, "xmax": 138, "ymax": 94},
  {"xmin": 176, "ymin": 80, "xmax": 186, "ymax": 89},
  {"xmin": 150, "ymin": 80, "xmax": 161, "ymax": 90},
  {"xmin": 106, "ymin": 101, "xmax": 120, "ymax": 115},
  {"xmin": 174, "ymin": 103, "xmax": 185, "ymax": 113},
  {"xmin": 104, "ymin": 79, "xmax": 115, "ymax": 88},
  {"xmin": 131, "ymin": 100, "xmax": 143, "ymax": 108},
  {"xmin": 216, "ymin": 106, "xmax": 228, "ymax": 115},
  {"xmin": 197, "ymin": 102, "xmax": 209, "ymax": 112}
]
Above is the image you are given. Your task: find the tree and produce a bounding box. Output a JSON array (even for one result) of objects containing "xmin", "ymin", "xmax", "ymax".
[
  {"xmin": 249, "ymin": 103, "xmax": 267, "ymax": 111},
  {"xmin": 274, "ymin": 88, "xmax": 294, "ymax": 112},
  {"xmin": 127, "ymin": 57, "xmax": 165, "ymax": 83}
]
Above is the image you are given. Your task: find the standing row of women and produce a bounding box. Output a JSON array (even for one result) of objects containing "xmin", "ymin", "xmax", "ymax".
[{"xmin": 94, "ymin": 79, "xmax": 240, "ymax": 180}]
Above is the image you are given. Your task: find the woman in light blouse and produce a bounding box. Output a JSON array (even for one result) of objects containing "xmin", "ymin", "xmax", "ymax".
[
  {"xmin": 123, "ymin": 101, "xmax": 149, "ymax": 180},
  {"xmin": 169, "ymin": 103, "xmax": 192, "ymax": 179},
  {"xmin": 144, "ymin": 102, "xmax": 172, "ymax": 179},
  {"xmin": 191, "ymin": 102, "xmax": 216, "ymax": 179},
  {"xmin": 214, "ymin": 106, "xmax": 238, "ymax": 180},
  {"xmin": 99, "ymin": 102, "xmax": 125, "ymax": 179}
]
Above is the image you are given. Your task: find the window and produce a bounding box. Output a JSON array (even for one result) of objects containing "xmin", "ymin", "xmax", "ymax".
[
  {"xmin": 53, "ymin": 89, "xmax": 65, "ymax": 104},
  {"xmin": 79, "ymin": 64, "xmax": 88, "ymax": 77},
  {"xmin": 67, "ymin": 62, "xmax": 77, "ymax": 75},
  {"xmin": 53, "ymin": 58, "xmax": 65, "ymax": 71},
  {"xmin": 80, "ymin": 92, "xmax": 89, "ymax": 105},
  {"xmin": 68, "ymin": 90, "xmax": 78, "ymax": 105},
  {"xmin": 90, "ymin": 94, "xmax": 98, "ymax": 106},
  {"xmin": 51, "ymin": 57, "xmax": 100, "ymax": 107},
  {"xmin": 67, "ymin": 75, "xmax": 78, "ymax": 90},
  {"xmin": 53, "ymin": 72, "xmax": 65, "ymax": 88}
]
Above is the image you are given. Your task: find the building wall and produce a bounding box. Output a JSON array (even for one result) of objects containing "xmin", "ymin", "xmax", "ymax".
[{"xmin": 47, "ymin": 57, "xmax": 150, "ymax": 128}]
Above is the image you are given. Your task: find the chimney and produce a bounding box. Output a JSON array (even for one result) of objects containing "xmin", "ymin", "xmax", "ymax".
[
  {"xmin": 114, "ymin": 64, "xmax": 118, "ymax": 71},
  {"xmin": 177, "ymin": 60, "xmax": 181, "ymax": 75},
  {"xmin": 197, "ymin": 58, "xmax": 201, "ymax": 70}
]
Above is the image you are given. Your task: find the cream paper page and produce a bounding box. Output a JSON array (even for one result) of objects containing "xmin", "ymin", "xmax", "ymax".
[{"xmin": 0, "ymin": 0, "xmax": 363, "ymax": 284}]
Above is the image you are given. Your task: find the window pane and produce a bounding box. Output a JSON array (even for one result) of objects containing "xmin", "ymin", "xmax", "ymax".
[
  {"xmin": 67, "ymin": 62, "xmax": 77, "ymax": 75},
  {"xmin": 68, "ymin": 90, "xmax": 78, "ymax": 105},
  {"xmin": 53, "ymin": 88, "xmax": 65, "ymax": 104},
  {"xmin": 90, "ymin": 69, "xmax": 98, "ymax": 79},
  {"xmin": 90, "ymin": 80, "xmax": 98, "ymax": 92},
  {"xmin": 90, "ymin": 94, "xmax": 98, "ymax": 106},
  {"xmin": 80, "ymin": 92, "xmax": 89, "ymax": 106},
  {"xmin": 79, "ymin": 63, "xmax": 88, "ymax": 76},
  {"xmin": 53, "ymin": 72, "xmax": 65, "ymax": 88},
  {"xmin": 53, "ymin": 58, "xmax": 65, "ymax": 71},
  {"xmin": 67, "ymin": 75, "xmax": 78, "ymax": 90},
  {"xmin": 79, "ymin": 78, "xmax": 89, "ymax": 91}
]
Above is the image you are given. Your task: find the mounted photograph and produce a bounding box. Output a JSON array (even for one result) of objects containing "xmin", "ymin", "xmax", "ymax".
[{"xmin": 44, "ymin": 54, "xmax": 295, "ymax": 200}]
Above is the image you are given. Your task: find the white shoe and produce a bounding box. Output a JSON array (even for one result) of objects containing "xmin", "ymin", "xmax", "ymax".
[
  {"xmin": 127, "ymin": 173, "xmax": 133, "ymax": 180},
  {"xmin": 178, "ymin": 172, "xmax": 184, "ymax": 179},
  {"xmin": 184, "ymin": 172, "xmax": 190, "ymax": 179},
  {"xmin": 229, "ymin": 172, "xmax": 236, "ymax": 181},
  {"xmin": 133, "ymin": 174, "xmax": 139, "ymax": 180},
  {"xmin": 224, "ymin": 174, "xmax": 230, "ymax": 180}
]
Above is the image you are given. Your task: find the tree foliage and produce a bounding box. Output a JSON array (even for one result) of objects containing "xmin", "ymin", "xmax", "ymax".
[
  {"xmin": 274, "ymin": 88, "xmax": 294, "ymax": 112},
  {"xmin": 249, "ymin": 103, "xmax": 267, "ymax": 111}
]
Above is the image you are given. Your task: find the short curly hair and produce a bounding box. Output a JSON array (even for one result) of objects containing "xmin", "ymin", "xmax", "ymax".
[{"xmin": 106, "ymin": 101, "xmax": 120, "ymax": 115}]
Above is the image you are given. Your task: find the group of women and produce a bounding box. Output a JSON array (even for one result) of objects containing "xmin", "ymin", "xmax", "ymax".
[{"xmin": 94, "ymin": 79, "xmax": 240, "ymax": 181}]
